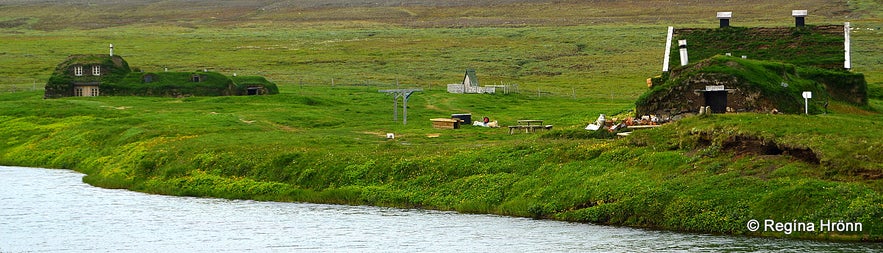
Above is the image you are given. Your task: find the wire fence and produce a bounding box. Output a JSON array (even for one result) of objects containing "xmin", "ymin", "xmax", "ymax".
[
  {"xmin": 0, "ymin": 76, "xmax": 642, "ymax": 101},
  {"xmin": 271, "ymin": 76, "xmax": 640, "ymax": 100},
  {"xmin": 0, "ymin": 80, "xmax": 44, "ymax": 94}
]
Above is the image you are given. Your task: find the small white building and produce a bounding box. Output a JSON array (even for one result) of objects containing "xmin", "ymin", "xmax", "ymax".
[{"xmin": 447, "ymin": 69, "xmax": 495, "ymax": 94}]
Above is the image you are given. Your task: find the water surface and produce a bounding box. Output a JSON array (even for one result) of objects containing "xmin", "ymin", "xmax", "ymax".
[{"xmin": 1, "ymin": 166, "xmax": 878, "ymax": 252}]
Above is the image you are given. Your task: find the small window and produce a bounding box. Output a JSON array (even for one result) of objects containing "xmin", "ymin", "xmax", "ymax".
[
  {"xmin": 91, "ymin": 88, "xmax": 100, "ymax": 97},
  {"xmin": 74, "ymin": 66, "xmax": 83, "ymax": 76},
  {"xmin": 74, "ymin": 87, "xmax": 84, "ymax": 97},
  {"xmin": 92, "ymin": 65, "xmax": 101, "ymax": 76}
]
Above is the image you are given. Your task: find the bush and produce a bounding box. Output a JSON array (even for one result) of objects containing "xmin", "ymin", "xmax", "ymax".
[{"xmin": 541, "ymin": 128, "xmax": 616, "ymax": 139}]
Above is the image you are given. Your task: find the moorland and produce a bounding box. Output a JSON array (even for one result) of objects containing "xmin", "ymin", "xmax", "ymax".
[{"xmin": 1, "ymin": 0, "xmax": 882, "ymax": 241}]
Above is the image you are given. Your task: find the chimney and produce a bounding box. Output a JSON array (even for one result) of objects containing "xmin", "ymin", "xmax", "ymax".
[
  {"xmin": 717, "ymin": 12, "xmax": 732, "ymax": 28},
  {"xmin": 678, "ymin": 40, "xmax": 689, "ymax": 66},
  {"xmin": 845, "ymin": 22, "xmax": 851, "ymax": 70},
  {"xmin": 792, "ymin": 10, "xmax": 807, "ymax": 27},
  {"xmin": 662, "ymin": 26, "xmax": 674, "ymax": 72}
]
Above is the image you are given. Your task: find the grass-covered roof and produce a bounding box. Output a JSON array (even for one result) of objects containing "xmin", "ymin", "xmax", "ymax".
[
  {"xmin": 671, "ymin": 25, "xmax": 846, "ymax": 70},
  {"xmin": 45, "ymin": 54, "xmax": 277, "ymax": 98}
]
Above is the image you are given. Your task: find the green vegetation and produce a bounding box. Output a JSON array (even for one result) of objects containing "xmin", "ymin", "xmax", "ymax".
[
  {"xmin": 0, "ymin": 0, "xmax": 881, "ymax": 242},
  {"xmin": 638, "ymin": 56, "xmax": 868, "ymax": 114},
  {"xmin": 672, "ymin": 26, "xmax": 846, "ymax": 69},
  {"xmin": 0, "ymin": 89, "xmax": 879, "ymax": 241},
  {"xmin": 44, "ymin": 55, "xmax": 278, "ymax": 97}
]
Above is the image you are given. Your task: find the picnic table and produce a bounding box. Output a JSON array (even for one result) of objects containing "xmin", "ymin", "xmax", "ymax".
[{"xmin": 508, "ymin": 120, "xmax": 552, "ymax": 134}]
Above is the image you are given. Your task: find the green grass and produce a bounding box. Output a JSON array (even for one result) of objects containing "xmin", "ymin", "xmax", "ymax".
[
  {"xmin": 0, "ymin": 0, "xmax": 881, "ymax": 242},
  {"xmin": 0, "ymin": 88, "xmax": 879, "ymax": 241}
]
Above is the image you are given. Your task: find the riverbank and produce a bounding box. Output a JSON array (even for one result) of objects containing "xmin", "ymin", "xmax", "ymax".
[
  {"xmin": 10, "ymin": 166, "xmax": 881, "ymax": 252},
  {"xmin": 0, "ymin": 90, "xmax": 879, "ymax": 241}
]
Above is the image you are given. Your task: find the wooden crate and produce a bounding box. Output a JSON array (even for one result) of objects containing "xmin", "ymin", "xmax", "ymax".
[{"xmin": 431, "ymin": 118, "xmax": 461, "ymax": 129}]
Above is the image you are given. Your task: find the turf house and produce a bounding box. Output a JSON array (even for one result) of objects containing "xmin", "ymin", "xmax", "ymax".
[
  {"xmin": 44, "ymin": 52, "xmax": 278, "ymax": 99},
  {"xmin": 636, "ymin": 11, "xmax": 867, "ymax": 117}
]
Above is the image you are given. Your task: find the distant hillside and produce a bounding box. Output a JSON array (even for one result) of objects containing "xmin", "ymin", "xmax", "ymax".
[
  {"xmin": 0, "ymin": 0, "xmax": 860, "ymax": 30},
  {"xmin": 0, "ymin": 0, "xmax": 549, "ymax": 7}
]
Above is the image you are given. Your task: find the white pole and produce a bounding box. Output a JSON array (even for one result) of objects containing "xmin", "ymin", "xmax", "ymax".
[
  {"xmin": 805, "ymin": 97, "xmax": 809, "ymax": 115},
  {"xmin": 844, "ymin": 22, "xmax": 851, "ymax": 70},
  {"xmin": 663, "ymin": 26, "xmax": 674, "ymax": 72},
  {"xmin": 678, "ymin": 40, "xmax": 689, "ymax": 66},
  {"xmin": 802, "ymin": 91, "xmax": 812, "ymax": 115},
  {"xmin": 109, "ymin": 44, "xmax": 114, "ymax": 56}
]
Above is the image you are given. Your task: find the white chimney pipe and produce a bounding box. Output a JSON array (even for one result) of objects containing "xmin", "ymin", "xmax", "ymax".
[
  {"xmin": 678, "ymin": 40, "xmax": 689, "ymax": 66},
  {"xmin": 844, "ymin": 22, "xmax": 851, "ymax": 70}
]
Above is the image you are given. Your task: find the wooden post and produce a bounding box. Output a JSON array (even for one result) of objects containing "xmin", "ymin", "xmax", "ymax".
[
  {"xmin": 403, "ymin": 93, "xmax": 409, "ymax": 125},
  {"xmin": 380, "ymin": 89, "xmax": 421, "ymax": 125},
  {"xmin": 393, "ymin": 95, "xmax": 399, "ymax": 121}
]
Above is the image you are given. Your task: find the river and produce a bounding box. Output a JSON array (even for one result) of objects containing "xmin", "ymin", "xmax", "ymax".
[{"xmin": 1, "ymin": 166, "xmax": 879, "ymax": 252}]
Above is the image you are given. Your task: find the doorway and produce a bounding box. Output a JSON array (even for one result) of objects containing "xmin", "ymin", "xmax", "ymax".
[{"xmin": 704, "ymin": 91, "xmax": 727, "ymax": 113}]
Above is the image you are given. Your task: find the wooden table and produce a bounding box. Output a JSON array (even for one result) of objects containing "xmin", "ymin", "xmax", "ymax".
[
  {"xmin": 508, "ymin": 120, "xmax": 551, "ymax": 134},
  {"xmin": 517, "ymin": 120, "xmax": 544, "ymax": 126}
]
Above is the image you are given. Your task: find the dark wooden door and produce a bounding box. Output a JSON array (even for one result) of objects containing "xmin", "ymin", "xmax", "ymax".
[{"xmin": 705, "ymin": 91, "xmax": 727, "ymax": 113}]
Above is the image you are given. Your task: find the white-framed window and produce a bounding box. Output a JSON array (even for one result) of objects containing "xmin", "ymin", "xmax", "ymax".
[
  {"xmin": 74, "ymin": 87, "xmax": 84, "ymax": 97},
  {"xmin": 90, "ymin": 88, "xmax": 100, "ymax": 97},
  {"xmin": 92, "ymin": 65, "xmax": 101, "ymax": 76},
  {"xmin": 74, "ymin": 66, "xmax": 83, "ymax": 76}
]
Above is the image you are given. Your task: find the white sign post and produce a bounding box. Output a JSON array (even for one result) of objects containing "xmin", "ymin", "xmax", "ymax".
[{"xmin": 802, "ymin": 91, "xmax": 812, "ymax": 115}]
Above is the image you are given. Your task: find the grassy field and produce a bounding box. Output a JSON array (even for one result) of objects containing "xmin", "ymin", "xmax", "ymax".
[
  {"xmin": 1, "ymin": 0, "xmax": 882, "ymax": 241},
  {"xmin": 1, "ymin": 0, "xmax": 881, "ymax": 92}
]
